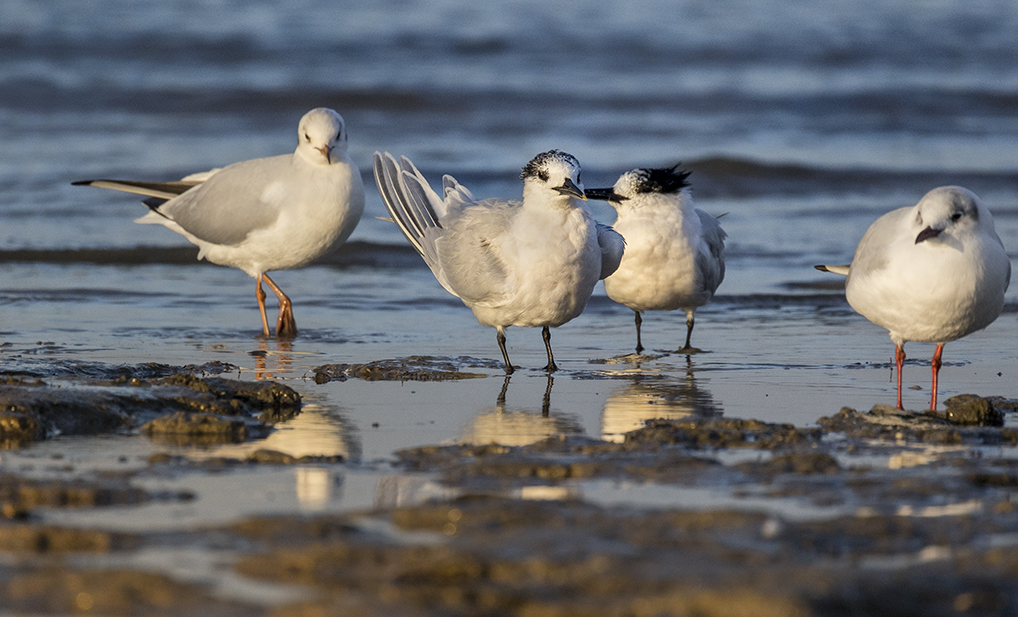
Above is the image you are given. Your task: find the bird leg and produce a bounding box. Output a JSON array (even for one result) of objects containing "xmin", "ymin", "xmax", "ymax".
[
  {"xmin": 261, "ymin": 273, "xmax": 297, "ymax": 338},
  {"xmin": 496, "ymin": 327, "xmax": 515, "ymax": 375},
  {"xmin": 634, "ymin": 310, "xmax": 644, "ymax": 354},
  {"xmin": 930, "ymin": 344, "xmax": 944, "ymax": 411},
  {"xmin": 542, "ymin": 326, "xmax": 558, "ymax": 373},
  {"xmin": 677, "ymin": 311, "xmax": 701, "ymax": 353},
  {"xmin": 894, "ymin": 344, "xmax": 906, "ymax": 410},
  {"xmin": 255, "ymin": 274, "xmax": 271, "ymax": 337}
]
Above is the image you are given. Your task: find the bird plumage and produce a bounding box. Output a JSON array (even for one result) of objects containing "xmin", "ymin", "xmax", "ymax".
[
  {"xmin": 373, "ymin": 149, "xmax": 624, "ymax": 373},
  {"xmin": 586, "ymin": 165, "xmax": 726, "ymax": 353},
  {"xmin": 816, "ymin": 186, "xmax": 1010, "ymax": 410},
  {"xmin": 73, "ymin": 107, "xmax": 365, "ymax": 337}
]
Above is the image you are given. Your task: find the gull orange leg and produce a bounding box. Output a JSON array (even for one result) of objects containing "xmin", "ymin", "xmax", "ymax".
[
  {"xmin": 261, "ymin": 273, "xmax": 297, "ymax": 338},
  {"xmin": 894, "ymin": 344, "xmax": 906, "ymax": 410},
  {"xmin": 255, "ymin": 274, "xmax": 271, "ymax": 337},
  {"xmin": 930, "ymin": 343, "xmax": 944, "ymax": 411}
]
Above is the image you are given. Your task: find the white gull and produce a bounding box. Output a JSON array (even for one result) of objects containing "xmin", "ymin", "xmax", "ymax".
[
  {"xmin": 817, "ymin": 186, "xmax": 1010, "ymax": 410},
  {"xmin": 74, "ymin": 108, "xmax": 365, "ymax": 338}
]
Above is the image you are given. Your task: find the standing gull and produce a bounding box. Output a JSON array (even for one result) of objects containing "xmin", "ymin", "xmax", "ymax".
[
  {"xmin": 817, "ymin": 186, "xmax": 1010, "ymax": 410},
  {"xmin": 74, "ymin": 108, "xmax": 365, "ymax": 338},
  {"xmin": 373, "ymin": 150, "xmax": 624, "ymax": 374},
  {"xmin": 586, "ymin": 165, "xmax": 726, "ymax": 353}
]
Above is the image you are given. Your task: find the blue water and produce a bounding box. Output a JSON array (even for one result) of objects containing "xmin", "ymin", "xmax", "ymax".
[{"xmin": 1, "ymin": 0, "xmax": 1017, "ymax": 446}]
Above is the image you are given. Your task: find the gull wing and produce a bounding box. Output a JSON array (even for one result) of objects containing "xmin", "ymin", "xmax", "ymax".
[{"xmin": 154, "ymin": 155, "xmax": 290, "ymax": 245}]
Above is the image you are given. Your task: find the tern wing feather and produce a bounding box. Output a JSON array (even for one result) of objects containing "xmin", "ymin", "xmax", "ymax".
[
  {"xmin": 696, "ymin": 209, "xmax": 727, "ymax": 293},
  {"xmin": 595, "ymin": 222, "xmax": 625, "ymax": 280}
]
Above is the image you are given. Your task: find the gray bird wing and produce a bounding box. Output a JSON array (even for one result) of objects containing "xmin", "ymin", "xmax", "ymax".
[
  {"xmin": 433, "ymin": 197, "xmax": 517, "ymax": 307},
  {"xmin": 695, "ymin": 209, "xmax": 727, "ymax": 294},
  {"xmin": 596, "ymin": 221, "xmax": 625, "ymax": 279},
  {"xmin": 156, "ymin": 154, "xmax": 293, "ymax": 246},
  {"xmin": 373, "ymin": 152, "xmax": 513, "ymax": 306}
]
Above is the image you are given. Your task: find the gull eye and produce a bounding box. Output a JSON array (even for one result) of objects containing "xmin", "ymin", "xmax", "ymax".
[
  {"xmin": 304, "ymin": 133, "xmax": 311, "ymax": 142},
  {"xmin": 336, "ymin": 131, "xmax": 342, "ymax": 141}
]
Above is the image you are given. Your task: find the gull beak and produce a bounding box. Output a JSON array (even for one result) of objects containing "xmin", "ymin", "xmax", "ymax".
[
  {"xmin": 554, "ymin": 178, "xmax": 586, "ymax": 200},
  {"xmin": 316, "ymin": 145, "xmax": 333, "ymax": 164},
  {"xmin": 915, "ymin": 226, "xmax": 943, "ymax": 244},
  {"xmin": 584, "ymin": 188, "xmax": 626, "ymax": 202}
]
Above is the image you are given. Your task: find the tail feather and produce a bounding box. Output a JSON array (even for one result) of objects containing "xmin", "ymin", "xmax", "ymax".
[
  {"xmin": 71, "ymin": 179, "xmax": 200, "ymax": 200},
  {"xmin": 815, "ymin": 264, "xmax": 850, "ymax": 275}
]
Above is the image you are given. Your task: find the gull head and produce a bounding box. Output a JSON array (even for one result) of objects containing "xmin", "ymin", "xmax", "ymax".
[
  {"xmin": 912, "ymin": 186, "xmax": 984, "ymax": 245},
  {"xmin": 585, "ymin": 164, "xmax": 691, "ymax": 206},
  {"xmin": 520, "ymin": 150, "xmax": 586, "ymax": 202},
  {"xmin": 297, "ymin": 108, "xmax": 347, "ymax": 165}
]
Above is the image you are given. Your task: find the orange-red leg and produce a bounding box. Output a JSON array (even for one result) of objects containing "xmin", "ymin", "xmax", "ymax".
[
  {"xmin": 255, "ymin": 274, "xmax": 271, "ymax": 337},
  {"xmin": 261, "ymin": 273, "xmax": 297, "ymax": 338},
  {"xmin": 894, "ymin": 344, "xmax": 906, "ymax": 410},
  {"xmin": 930, "ymin": 343, "xmax": 944, "ymax": 411}
]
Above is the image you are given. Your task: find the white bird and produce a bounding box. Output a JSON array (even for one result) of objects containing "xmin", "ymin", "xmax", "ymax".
[
  {"xmin": 373, "ymin": 149, "xmax": 624, "ymax": 374},
  {"xmin": 74, "ymin": 108, "xmax": 365, "ymax": 338},
  {"xmin": 585, "ymin": 165, "xmax": 726, "ymax": 354},
  {"xmin": 817, "ymin": 186, "xmax": 1011, "ymax": 411}
]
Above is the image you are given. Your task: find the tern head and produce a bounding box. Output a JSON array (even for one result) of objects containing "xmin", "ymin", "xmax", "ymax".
[
  {"xmin": 912, "ymin": 186, "xmax": 985, "ymax": 245},
  {"xmin": 296, "ymin": 108, "xmax": 347, "ymax": 165},
  {"xmin": 520, "ymin": 150, "xmax": 586, "ymax": 203},
  {"xmin": 584, "ymin": 164, "xmax": 691, "ymax": 205}
]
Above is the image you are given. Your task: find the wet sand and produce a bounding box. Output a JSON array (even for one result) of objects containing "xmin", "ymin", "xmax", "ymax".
[{"xmin": 0, "ymin": 357, "xmax": 1016, "ymax": 616}]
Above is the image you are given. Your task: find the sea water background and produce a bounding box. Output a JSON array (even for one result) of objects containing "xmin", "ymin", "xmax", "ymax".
[{"xmin": 1, "ymin": 0, "xmax": 1017, "ymax": 509}]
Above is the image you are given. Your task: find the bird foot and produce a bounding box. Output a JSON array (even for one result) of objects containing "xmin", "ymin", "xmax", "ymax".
[
  {"xmin": 542, "ymin": 362, "xmax": 559, "ymax": 373},
  {"xmin": 275, "ymin": 311, "xmax": 298, "ymax": 339},
  {"xmin": 675, "ymin": 346, "xmax": 705, "ymax": 354}
]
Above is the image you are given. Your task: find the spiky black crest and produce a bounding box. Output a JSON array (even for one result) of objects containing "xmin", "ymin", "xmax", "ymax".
[
  {"xmin": 520, "ymin": 149, "xmax": 580, "ymax": 183},
  {"xmin": 632, "ymin": 164, "xmax": 691, "ymax": 194}
]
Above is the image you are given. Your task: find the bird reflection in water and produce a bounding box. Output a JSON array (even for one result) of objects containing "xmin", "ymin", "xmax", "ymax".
[
  {"xmin": 460, "ymin": 375, "xmax": 585, "ymax": 447},
  {"xmin": 601, "ymin": 357, "xmax": 722, "ymax": 443},
  {"xmin": 245, "ymin": 337, "xmax": 294, "ymax": 381}
]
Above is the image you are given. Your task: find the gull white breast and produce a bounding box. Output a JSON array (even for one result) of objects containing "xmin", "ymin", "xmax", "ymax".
[
  {"xmin": 817, "ymin": 186, "xmax": 1010, "ymax": 410},
  {"xmin": 74, "ymin": 108, "xmax": 365, "ymax": 338}
]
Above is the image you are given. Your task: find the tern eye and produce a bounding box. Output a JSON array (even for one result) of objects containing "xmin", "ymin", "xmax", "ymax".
[{"xmin": 951, "ymin": 212, "xmax": 962, "ymax": 221}]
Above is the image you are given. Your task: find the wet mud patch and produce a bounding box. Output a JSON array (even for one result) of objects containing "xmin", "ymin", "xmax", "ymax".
[
  {"xmin": 0, "ymin": 568, "xmax": 258, "ymax": 616},
  {"xmin": 312, "ymin": 355, "xmax": 496, "ymax": 383},
  {"xmin": 818, "ymin": 398, "xmax": 1018, "ymax": 446},
  {"xmin": 0, "ymin": 366, "xmax": 300, "ymax": 446},
  {"xmin": 147, "ymin": 449, "xmax": 344, "ymax": 468},
  {"xmin": 228, "ymin": 494, "xmax": 1018, "ymax": 617}
]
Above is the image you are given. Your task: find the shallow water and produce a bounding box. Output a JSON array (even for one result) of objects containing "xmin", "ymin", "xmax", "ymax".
[{"xmin": 1, "ymin": 1, "xmax": 1018, "ymax": 597}]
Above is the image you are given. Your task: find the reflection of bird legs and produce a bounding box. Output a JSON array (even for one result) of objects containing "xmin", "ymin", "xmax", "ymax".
[
  {"xmin": 496, "ymin": 374, "xmax": 512, "ymax": 409},
  {"xmin": 542, "ymin": 374, "xmax": 554, "ymax": 417},
  {"xmin": 256, "ymin": 273, "xmax": 297, "ymax": 338},
  {"xmin": 254, "ymin": 337, "xmax": 294, "ymax": 381}
]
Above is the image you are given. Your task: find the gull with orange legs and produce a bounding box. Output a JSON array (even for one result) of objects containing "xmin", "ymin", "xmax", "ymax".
[
  {"xmin": 74, "ymin": 108, "xmax": 365, "ymax": 337},
  {"xmin": 817, "ymin": 186, "xmax": 1010, "ymax": 410}
]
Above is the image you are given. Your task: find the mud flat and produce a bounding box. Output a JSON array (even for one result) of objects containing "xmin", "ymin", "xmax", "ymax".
[{"xmin": 0, "ymin": 361, "xmax": 1016, "ymax": 616}]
